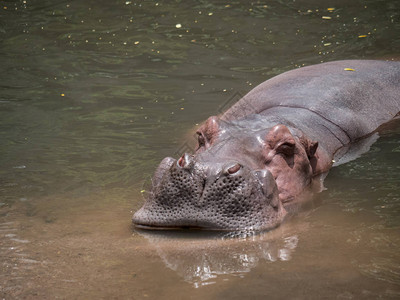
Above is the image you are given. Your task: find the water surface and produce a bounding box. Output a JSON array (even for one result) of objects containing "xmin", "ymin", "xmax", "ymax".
[{"xmin": 1, "ymin": 0, "xmax": 399, "ymax": 298}]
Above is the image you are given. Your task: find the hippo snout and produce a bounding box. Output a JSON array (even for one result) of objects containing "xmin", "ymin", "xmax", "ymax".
[
  {"xmin": 176, "ymin": 153, "xmax": 243, "ymax": 180},
  {"xmin": 132, "ymin": 155, "xmax": 287, "ymax": 231}
]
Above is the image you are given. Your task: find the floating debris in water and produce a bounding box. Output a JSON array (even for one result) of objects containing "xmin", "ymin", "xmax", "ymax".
[
  {"xmin": 14, "ymin": 165, "xmax": 26, "ymax": 169},
  {"xmin": 322, "ymin": 16, "xmax": 332, "ymax": 20},
  {"xmin": 344, "ymin": 68, "xmax": 355, "ymax": 71},
  {"xmin": 176, "ymin": 24, "xmax": 182, "ymax": 28}
]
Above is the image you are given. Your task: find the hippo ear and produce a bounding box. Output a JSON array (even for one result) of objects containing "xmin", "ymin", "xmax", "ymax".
[
  {"xmin": 307, "ymin": 141, "xmax": 318, "ymax": 159},
  {"xmin": 300, "ymin": 137, "xmax": 318, "ymax": 159},
  {"xmin": 293, "ymin": 129, "xmax": 318, "ymax": 159}
]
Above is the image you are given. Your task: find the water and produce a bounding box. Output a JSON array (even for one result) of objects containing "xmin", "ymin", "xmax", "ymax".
[{"xmin": 0, "ymin": 0, "xmax": 399, "ymax": 298}]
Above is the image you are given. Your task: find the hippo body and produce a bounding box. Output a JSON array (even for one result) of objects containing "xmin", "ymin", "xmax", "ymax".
[{"xmin": 133, "ymin": 60, "xmax": 400, "ymax": 231}]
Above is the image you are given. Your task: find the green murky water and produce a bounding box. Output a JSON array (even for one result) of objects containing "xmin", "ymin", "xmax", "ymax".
[{"xmin": 0, "ymin": 0, "xmax": 399, "ymax": 298}]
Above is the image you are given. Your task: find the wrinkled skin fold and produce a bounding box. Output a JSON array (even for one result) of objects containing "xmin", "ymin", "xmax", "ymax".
[{"xmin": 133, "ymin": 60, "xmax": 400, "ymax": 231}]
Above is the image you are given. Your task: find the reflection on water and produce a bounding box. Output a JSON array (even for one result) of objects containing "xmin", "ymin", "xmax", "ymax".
[
  {"xmin": 0, "ymin": 0, "xmax": 399, "ymax": 298},
  {"xmin": 137, "ymin": 227, "xmax": 301, "ymax": 288}
]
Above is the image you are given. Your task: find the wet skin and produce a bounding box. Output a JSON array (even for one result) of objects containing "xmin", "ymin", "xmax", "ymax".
[{"xmin": 133, "ymin": 60, "xmax": 400, "ymax": 231}]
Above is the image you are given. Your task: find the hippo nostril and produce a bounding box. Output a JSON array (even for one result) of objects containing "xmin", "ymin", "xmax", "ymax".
[
  {"xmin": 227, "ymin": 163, "xmax": 241, "ymax": 175},
  {"xmin": 177, "ymin": 155, "xmax": 185, "ymax": 168},
  {"xmin": 177, "ymin": 153, "xmax": 193, "ymax": 169}
]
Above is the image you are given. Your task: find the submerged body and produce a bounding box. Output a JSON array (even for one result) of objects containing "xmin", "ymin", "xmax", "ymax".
[{"xmin": 133, "ymin": 60, "xmax": 400, "ymax": 231}]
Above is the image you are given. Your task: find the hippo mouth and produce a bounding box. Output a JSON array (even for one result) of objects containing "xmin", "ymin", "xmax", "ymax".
[
  {"xmin": 133, "ymin": 203, "xmax": 284, "ymax": 231},
  {"xmin": 133, "ymin": 220, "xmax": 225, "ymax": 231},
  {"xmin": 132, "ymin": 157, "xmax": 286, "ymax": 231}
]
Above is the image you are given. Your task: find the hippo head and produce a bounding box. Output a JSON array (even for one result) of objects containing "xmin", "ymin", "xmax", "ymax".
[{"xmin": 133, "ymin": 116, "xmax": 320, "ymax": 231}]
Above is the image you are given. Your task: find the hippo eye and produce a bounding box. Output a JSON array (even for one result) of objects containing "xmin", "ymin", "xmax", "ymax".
[
  {"xmin": 197, "ymin": 132, "xmax": 206, "ymax": 148},
  {"xmin": 276, "ymin": 141, "xmax": 296, "ymax": 156}
]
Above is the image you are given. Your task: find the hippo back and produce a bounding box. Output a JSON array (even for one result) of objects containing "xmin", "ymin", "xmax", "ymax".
[{"xmin": 224, "ymin": 60, "xmax": 400, "ymax": 143}]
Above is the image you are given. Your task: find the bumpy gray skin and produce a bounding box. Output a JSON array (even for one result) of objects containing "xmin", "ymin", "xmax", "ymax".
[
  {"xmin": 135, "ymin": 135, "xmax": 284, "ymax": 230},
  {"xmin": 133, "ymin": 60, "xmax": 400, "ymax": 231}
]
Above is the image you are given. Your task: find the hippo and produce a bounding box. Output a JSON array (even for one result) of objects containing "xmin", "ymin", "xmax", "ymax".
[{"xmin": 133, "ymin": 60, "xmax": 400, "ymax": 231}]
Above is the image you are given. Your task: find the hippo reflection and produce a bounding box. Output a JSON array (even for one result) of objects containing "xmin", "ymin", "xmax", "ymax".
[
  {"xmin": 137, "ymin": 225, "xmax": 304, "ymax": 287},
  {"xmin": 133, "ymin": 60, "xmax": 400, "ymax": 231}
]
